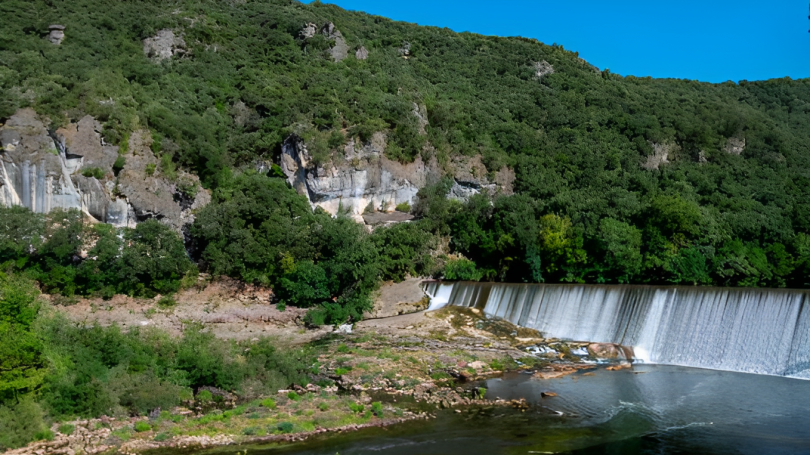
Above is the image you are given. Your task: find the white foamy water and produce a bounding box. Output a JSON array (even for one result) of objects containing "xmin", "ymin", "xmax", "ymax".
[{"xmin": 422, "ymin": 282, "xmax": 810, "ymax": 378}]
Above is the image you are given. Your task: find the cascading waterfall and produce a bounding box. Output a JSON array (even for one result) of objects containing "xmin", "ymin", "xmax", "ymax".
[{"xmin": 422, "ymin": 281, "xmax": 810, "ymax": 378}]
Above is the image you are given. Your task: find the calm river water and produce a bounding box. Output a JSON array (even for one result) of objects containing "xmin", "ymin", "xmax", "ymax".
[{"xmin": 196, "ymin": 365, "xmax": 810, "ymax": 455}]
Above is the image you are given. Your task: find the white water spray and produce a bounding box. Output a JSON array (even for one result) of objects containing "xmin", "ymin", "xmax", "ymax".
[{"xmin": 422, "ymin": 282, "xmax": 810, "ymax": 378}]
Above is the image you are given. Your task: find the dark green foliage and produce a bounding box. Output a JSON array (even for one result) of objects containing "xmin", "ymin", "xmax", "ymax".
[
  {"xmin": 0, "ymin": 208, "xmax": 195, "ymax": 298},
  {"xmin": 191, "ymin": 172, "xmax": 383, "ymax": 323}
]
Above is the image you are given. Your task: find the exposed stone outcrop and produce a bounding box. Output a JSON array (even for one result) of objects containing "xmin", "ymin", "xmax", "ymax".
[
  {"xmin": 280, "ymin": 133, "xmax": 440, "ymax": 223},
  {"xmin": 300, "ymin": 22, "xmax": 318, "ymax": 40},
  {"xmin": 724, "ymin": 136, "xmax": 745, "ymax": 155},
  {"xmin": 280, "ymin": 132, "xmax": 515, "ymax": 223},
  {"xmin": 0, "ymin": 109, "xmax": 208, "ymax": 231},
  {"xmin": 48, "ymin": 24, "xmax": 65, "ymax": 45},
  {"xmin": 355, "ymin": 46, "xmax": 369, "ymax": 60},
  {"xmin": 321, "ymin": 22, "xmax": 349, "ymax": 62},
  {"xmin": 447, "ymin": 155, "xmax": 513, "ymax": 201},
  {"xmin": 143, "ymin": 29, "xmax": 186, "ymax": 61},
  {"xmin": 533, "ymin": 60, "xmax": 554, "ymax": 80},
  {"xmin": 412, "ymin": 103, "xmax": 429, "ymax": 135},
  {"xmin": 641, "ymin": 142, "xmax": 677, "ymax": 170},
  {"xmin": 116, "ymin": 130, "xmax": 210, "ymax": 230}
]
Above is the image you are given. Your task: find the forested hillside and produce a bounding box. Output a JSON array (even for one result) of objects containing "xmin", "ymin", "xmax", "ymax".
[{"xmin": 2, "ymin": 0, "xmax": 810, "ymax": 316}]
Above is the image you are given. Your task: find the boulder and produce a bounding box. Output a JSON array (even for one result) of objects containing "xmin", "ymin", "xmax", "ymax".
[
  {"xmin": 355, "ymin": 46, "xmax": 369, "ymax": 60},
  {"xmin": 48, "ymin": 25, "xmax": 65, "ymax": 45},
  {"xmin": 586, "ymin": 342, "xmax": 634, "ymax": 360}
]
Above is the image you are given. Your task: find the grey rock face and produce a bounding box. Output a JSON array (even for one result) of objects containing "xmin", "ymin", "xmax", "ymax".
[
  {"xmin": 321, "ymin": 22, "xmax": 349, "ymax": 62},
  {"xmin": 0, "ymin": 109, "xmax": 208, "ymax": 231},
  {"xmin": 724, "ymin": 137, "xmax": 745, "ymax": 155},
  {"xmin": 534, "ymin": 60, "xmax": 554, "ymax": 80},
  {"xmin": 412, "ymin": 103, "xmax": 429, "ymax": 135},
  {"xmin": 143, "ymin": 30, "xmax": 186, "ymax": 61},
  {"xmin": 447, "ymin": 155, "xmax": 513, "ymax": 202},
  {"xmin": 281, "ymin": 133, "xmax": 438, "ymax": 223},
  {"xmin": 641, "ymin": 142, "xmax": 677, "ymax": 171},
  {"xmin": 48, "ymin": 25, "xmax": 65, "ymax": 45},
  {"xmin": 280, "ymin": 133, "xmax": 514, "ymax": 223},
  {"xmin": 300, "ymin": 22, "xmax": 318, "ymax": 39},
  {"xmin": 116, "ymin": 130, "xmax": 210, "ymax": 231}
]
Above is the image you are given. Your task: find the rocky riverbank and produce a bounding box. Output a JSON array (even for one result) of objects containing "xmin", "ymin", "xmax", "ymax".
[{"xmin": 7, "ymin": 284, "xmax": 635, "ymax": 455}]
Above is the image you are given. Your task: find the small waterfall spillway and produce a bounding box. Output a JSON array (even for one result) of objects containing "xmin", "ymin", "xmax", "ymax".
[{"xmin": 422, "ymin": 282, "xmax": 810, "ymax": 378}]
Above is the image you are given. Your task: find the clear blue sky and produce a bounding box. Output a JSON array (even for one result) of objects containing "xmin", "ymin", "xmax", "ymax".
[{"xmin": 302, "ymin": 0, "xmax": 810, "ymax": 83}]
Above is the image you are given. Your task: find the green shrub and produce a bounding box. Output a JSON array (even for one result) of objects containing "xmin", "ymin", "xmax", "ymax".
[
  {"xmin": 157, "ymin": 295, "xmax": 177, "ymax": 308},
  {"xmin": 371, "ymin": 402, "xmax": 383, "ymax": 417},
  {"xmin": 318, "ymin": 402, "xmax": 329, "ymax": 411},
  {"xmin": 334, "ymin": 368, "xmax": 350, "ymax": 376},
  {"xmin": 443, "ymin": 258, "xmax": 484, "ymax": 281},
  {"xmin": 81, "ymin": 167, "xmax": 105, "ymax": 179},
  {"xmin": 276, "ymin": 422, "xmax": 294, "ymax": 434},
  {"xmin": 395, "ymin": 202, "xmax": 411, "ymax": 213},
  {"xmin": 348, "ymin": 403, "xmax": 365, "ymax": 414},
  {"xmin": 133, "ymin": 421, "xmax": 151, "ymax": 433},
  {"xmin": 58, "ymin": 424, "xmax": 75, "ymax": 435},
  {"xmin": 196, "ymin": 390, "xmax": 213, "ymax": 402},
  {"xmin": 0, "ymin": 397, "xmax": 47, "ymax": 450},
  {"xmin": 154, "ymin": 432, "xmax": 170, "ymax": 442},
  {"xmin": 113, "ymin": 156, "xmax": 126, "ymax": 176},
  {"xmin": 260, "ymin": 398, "xmax": 276, "ymax": 409},
  {"xmin": 242, "ymin": 427, "xmax": 258, "ymax": 436},
  {"xmin": 145, "ymin": 163, "xmax": 156, "ymax": 177},
  {"xmin": 286, "ymin": 391, "xmax": 301, "ymax": 401}
]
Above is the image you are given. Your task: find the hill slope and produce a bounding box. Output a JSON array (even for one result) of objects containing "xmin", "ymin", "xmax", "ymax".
[{"xmin": 1, "ymin": 0, "xmax": 809, "ymax": 300}]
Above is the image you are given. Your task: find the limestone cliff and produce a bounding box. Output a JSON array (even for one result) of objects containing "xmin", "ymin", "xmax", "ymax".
[
  {"xmin": 281, "ymin": 133, "xmax": 437, "ymax": 223},
  {"xmin": 280, "ymin": 133, "xmax": 514, "ymax": 224},
  {"xmin": 0, "ymin": 109, "xmax": 208, "ymax": 230}
]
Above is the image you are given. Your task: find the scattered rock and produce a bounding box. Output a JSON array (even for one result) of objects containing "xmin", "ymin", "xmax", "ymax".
[
  {"xmin": 143, "ymin": 29, "xmax": 186, "ymax": 61},
  {"xmin": 300, "ymin": 22, "xmax": 318, "ymax": 39},
  {"xmin": 541, "ymin": 391, "xmax": 558, "ymax": 398},
  {"xmin": 398, "ymin": 42, "xmax": 411, "ymax": 58},
  {"xmin": 48, "ymin": 24, "xmax": 65, "ymax": 45}
]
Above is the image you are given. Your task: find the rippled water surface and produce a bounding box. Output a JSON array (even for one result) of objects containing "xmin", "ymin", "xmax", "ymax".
[{"xmin": 202, "ymin": 365, "xmax": 810, "ymax": 455}]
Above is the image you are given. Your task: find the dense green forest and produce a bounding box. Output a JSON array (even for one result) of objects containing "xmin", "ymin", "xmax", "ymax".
[{"xmin": 2, "ymin": 0, "xmax": 810, "ymax": 310}]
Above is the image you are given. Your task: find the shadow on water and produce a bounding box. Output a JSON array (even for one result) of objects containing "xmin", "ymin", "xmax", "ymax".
[{"xmin": 174, "ymin": 365, "xmax": 810, "ymax": 455}]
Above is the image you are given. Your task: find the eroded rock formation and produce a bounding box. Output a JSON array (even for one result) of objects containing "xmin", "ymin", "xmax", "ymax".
[
  {"xmin": 280, "ymin": 133, "xmax": 514, "ymax": 225},
  {"xmin": 0, "ymin": 109, "xmax": 208, "ymax": 231},
  {"xmin": 281, "ymin": 133, "xmax": 438, "ymax": 223}
]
